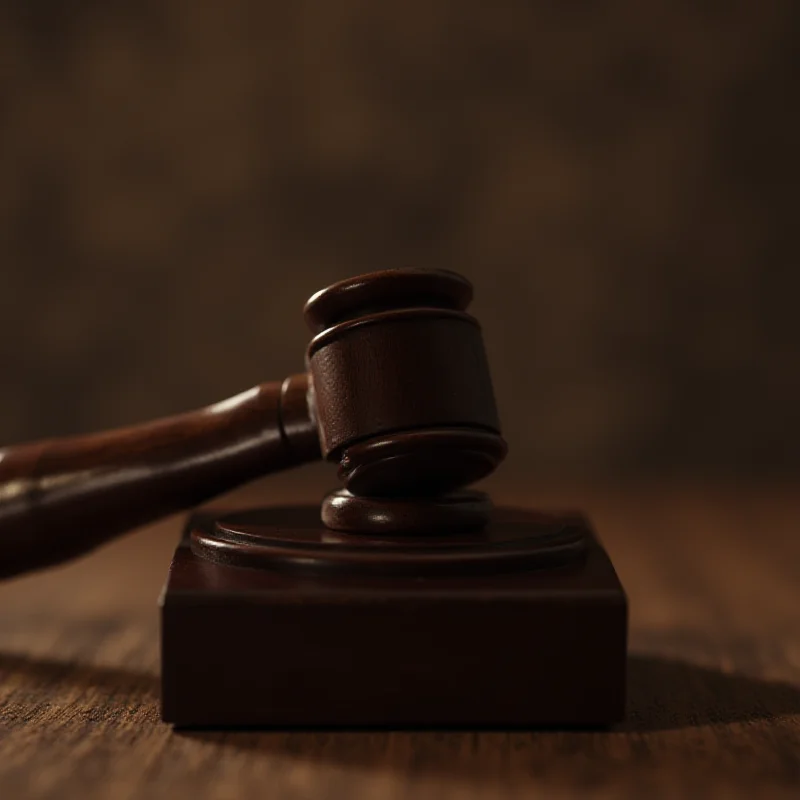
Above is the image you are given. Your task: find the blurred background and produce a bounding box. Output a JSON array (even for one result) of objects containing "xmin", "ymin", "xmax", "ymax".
[{"xmin": 0, "ymin": 1, "xmax": 797, "ymax": 479}]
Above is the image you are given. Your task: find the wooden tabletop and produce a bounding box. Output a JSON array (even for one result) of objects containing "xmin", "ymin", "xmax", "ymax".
[{"xmin": 1, "ymin": 468, "xmax": 799, "ymax": 799}]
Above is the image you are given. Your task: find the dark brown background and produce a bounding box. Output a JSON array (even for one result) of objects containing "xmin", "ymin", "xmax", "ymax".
[{"xmin": 0, "ymin": 0, "xmax": 797, "ymax": 477}]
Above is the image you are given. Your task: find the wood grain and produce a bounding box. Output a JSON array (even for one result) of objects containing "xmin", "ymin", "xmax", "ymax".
[{"xmin": 1, "ymin": 467, "xmax": 799, "ymax": 799}]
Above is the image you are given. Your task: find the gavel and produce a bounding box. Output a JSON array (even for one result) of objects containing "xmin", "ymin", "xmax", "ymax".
[
  {"xmin": 2, "ymin": 267, "xmax": 624, "ymax": 729},
  {"xmin": 0, "ymin": 268, "xmax": 507, "ymax": 579}
]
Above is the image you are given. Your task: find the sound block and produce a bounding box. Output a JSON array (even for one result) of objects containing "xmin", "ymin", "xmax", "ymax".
[{"xmin": 160, "ymin": 505, "xmax": 627, "ymax": 728}]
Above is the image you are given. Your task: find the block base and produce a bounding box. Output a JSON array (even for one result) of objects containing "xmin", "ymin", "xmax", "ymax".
[{"xmin": 160, "ymin": 505, "xmax": 627, "ymax": 728}]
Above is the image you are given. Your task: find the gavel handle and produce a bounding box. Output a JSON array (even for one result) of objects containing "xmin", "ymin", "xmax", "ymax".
[{"xmin": 0, "ymin": 373, "xmax": 320, "ymax": 579}]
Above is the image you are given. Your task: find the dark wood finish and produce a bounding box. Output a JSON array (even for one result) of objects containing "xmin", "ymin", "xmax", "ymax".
[
  {"xmin": 336, "ymin": 428, "xmax": 508, "ymax": 501},
  {"xmin": 189, "ymin": 501, "xmax": 587, "ymax": 577},
  {"xmin": 1, "ymin": 477, "xmax": 797, "ymax": 798},
  {"xmin": 303, "ymin": 268, "xmax": 474, "ymax": 333},
  {"xmin": 308, "ymin": 310, "xmax": 500, "ymax": 459},
  {"xmin": 0, "ymin": 374, "xmax": 319, "ymax": 579},
  {"xmin": 162, "ymin": 503, "xmax": 624, "ymax": 727},
  {"xmin": 305, "ymin": 270, "xmax": 506, "ymax": 502},
  {"xmin": 320, "ymin": 487, "xmax": 494, "ymax": 534}
]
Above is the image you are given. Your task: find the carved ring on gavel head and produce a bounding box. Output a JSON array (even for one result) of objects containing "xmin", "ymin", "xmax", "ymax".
[{"xmin": 0, "ymin": 268, "xmax": 506, "ymax": 579}]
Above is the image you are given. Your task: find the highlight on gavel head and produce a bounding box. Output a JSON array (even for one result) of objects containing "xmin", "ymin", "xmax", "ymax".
[{"xmin": 303, "ymin": 269, "xmax": 507, "ymax": 501}]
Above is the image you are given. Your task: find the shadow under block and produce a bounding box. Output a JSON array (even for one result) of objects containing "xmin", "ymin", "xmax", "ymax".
[{"xmin": 160, "ymin": 506, "xmax": 628, "ymax": 728}]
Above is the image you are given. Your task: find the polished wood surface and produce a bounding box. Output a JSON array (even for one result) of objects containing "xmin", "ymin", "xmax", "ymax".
[
  {"xmin": 0, "ymin": 470, "xmax": 797, "ymax": 798},
  {"xmin": 0, "ymin": 374, "xmax": 319, "ymax": 579}
]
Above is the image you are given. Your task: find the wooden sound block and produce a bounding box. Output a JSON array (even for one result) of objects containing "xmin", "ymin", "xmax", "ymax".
[{"xmin": 160, "ymin": 505, "xmax": 627, "ymax": 728}]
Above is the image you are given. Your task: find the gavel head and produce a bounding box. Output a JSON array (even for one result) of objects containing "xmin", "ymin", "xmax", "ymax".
[{"xmin": 303, "ymin": 269, "xmax": 507, "ymax": 501}]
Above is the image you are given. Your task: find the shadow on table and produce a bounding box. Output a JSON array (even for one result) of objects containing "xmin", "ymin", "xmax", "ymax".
[
  {"xmin": 0, "ymin": 651, "xmax": 159, "ymax": 703},
  {"xmin": 2, "ymin": 650, "xmax": 798, "ymax": 737},
  {"xmin": 622, "ymin": 653, "xmax": 800, "ymax": 732}
]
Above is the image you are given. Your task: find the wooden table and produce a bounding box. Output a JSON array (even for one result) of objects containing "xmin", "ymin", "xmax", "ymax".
[{"xmin": 1, "ymin": 469, "xmax": 799, "ymax": 798}]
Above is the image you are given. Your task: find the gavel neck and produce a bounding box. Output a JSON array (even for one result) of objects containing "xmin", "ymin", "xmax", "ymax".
[
  {"xmin": 278, "ymin": 373, "xmax": 321, "ymax": 466},
  {"xmin": 0, "ymin": 372, "xmax": 321, "ymax": 579}
]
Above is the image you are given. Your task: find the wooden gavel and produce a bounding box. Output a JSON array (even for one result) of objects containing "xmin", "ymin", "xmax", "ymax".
[{"xmin": 0, "ymin": 269, "xmax": 506, "ymax": 579}]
